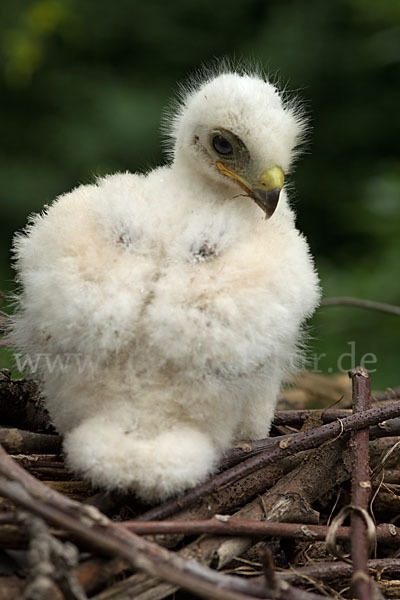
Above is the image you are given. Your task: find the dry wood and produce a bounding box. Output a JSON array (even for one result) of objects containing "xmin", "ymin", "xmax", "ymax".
[
  {"xmin": 380, "ymin": 469, "xmax": 400, "ymax": 483},
  {"xmin": 259, "ymin": 558, "xmax": 400, "ymax": 585},
  {"xmin": 65, "ymin": 436, "xmax": 400, "ymax": 596},
  {"xmin": 1, "ymin": 370, "xmax": 400, "ymax": 599},
  {"xmin": 103, "ymin": 437, "xmax": 350, "ymax": 600},
  {"xmin": 19, "ymin": 510, "xmax": 87, "ymax": 600},
  {"xmin": 118, "ymin": 518, "xmax": 400, "ymax": 546},
  {"xmin": 273, "ymin": 405, "xmax": 400, "ymax": 430},
  {"xmin": 138, "ymin": 399, "xmax": 400, "ymax": 521},
  {"xmin": 0, "ymin": 427, "xmax": 61, "ymax": 454},
  {"xmin": 349, "ymin": 367, "xmax": 373, "ymax": 600},
  {"xmin": 221, "ymin": 417, "xmax": 400, "ymax": 471},
  {"xmin": 1, "ymin": 443, "xmax": 332, "ymax": 600}
]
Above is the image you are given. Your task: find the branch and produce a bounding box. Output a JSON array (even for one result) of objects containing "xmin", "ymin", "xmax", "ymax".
[
  {"xmin": 320, "ymin": 297, "xmax": 400, "ymax": 316},
  {"xmin": 349, "ymin": 367, "xmax": 373, "ymax": 600},
  {"xmin": 0, "ymin": 428, "xmax": 61, "ymax": 454},
  {"xmin": 118, "ymin": 518, "xmax": 400, "ymax": 546},
  {"xmin": 13, "ymin": 454, "xmax": 70, "ymax": 482},
  {"xmin": 138, "ymin": 399, "xmax": 400, "ymax": 521},
  {"xmin": 257, "ymin": 558, "xmax": 400, "ymax": 586},
  {"xmin": 110, "ymin": 435, "xmax": 350, "ymax": 599},
  {"xmin": 0, "ymin": 443, "xmax": 316, "ymax": 600},
  {"xmin": 19, "ymin": 510, "xmax": 87, "ymax": 600}
]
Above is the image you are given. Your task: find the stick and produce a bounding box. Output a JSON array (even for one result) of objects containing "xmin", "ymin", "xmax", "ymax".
[
  {"xmin": 222, "ymin": 417, "xmax": 400, "ymax": 471},
  {"xmin": 90, "ymin": 434, "xmax": 394, "ymax": 598},
  {"xmin": 257, "ymin": 558, "xmax": 400, "ymax": 585},
  {"xmin": 0, "ymin": 444, "xmax": 296, "ymax": 600},
  {"xmin": 138, "ymin": 399, "xmax": 400, "ymax": 521},
  {"xmin": 76, "ymin": 453, "xmax": 306, "ymax": 594},
  {"xmin": 0, "ymin": 428, "xmax": 61, "ymax": 454},
  {"xmin": 110, "ymin": 436, "xmax": 350, "ymax": 599},
  {"xmin": 320, "ymin": 297, "xmax": 400, "ymax": 316},
  {"xmin": 272, "ymin": 403, "xmax": 400, "ymax": 430},
  {"xmin": 118, "ymin": 519, "xmax": 400, "ymax": 546},
  {"xmin": 374, "ymin": 387, "xmax": 400, "ymax": 402},
  {"xmin": 349, "ymin": 367, "xmax": 372, "ymax": 600}
]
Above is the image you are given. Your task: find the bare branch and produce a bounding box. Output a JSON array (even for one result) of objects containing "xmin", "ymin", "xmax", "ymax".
[
  {"xmin": 349, "ymin": 367, "xmax": 373, "ymax": 600},
  {"xmin": 138, "ymin": 400, "xmax": 400, "ymax": 521},
  {"xmin": 320, "ymin": 297, "xmax": 400, "ymax": 316},
  {"xmin": 0, "ymin": 428, "xmax": 61, "ymax": 454}
]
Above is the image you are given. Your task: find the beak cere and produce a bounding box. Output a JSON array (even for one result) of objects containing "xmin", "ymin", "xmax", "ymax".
[{"xmin": 252, "ymin": 166, "xmax": 285, "ymax": 219}]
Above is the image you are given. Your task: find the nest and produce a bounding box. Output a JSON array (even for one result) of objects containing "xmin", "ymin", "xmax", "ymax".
[{"xmin": 0, "ymin": 366, "xmax": 400, "ymax": 600}]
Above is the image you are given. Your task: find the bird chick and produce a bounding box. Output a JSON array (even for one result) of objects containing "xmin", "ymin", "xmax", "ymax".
[{"xmin": 11, "ymin": 69, "xmax": 320, "ymax": 502}]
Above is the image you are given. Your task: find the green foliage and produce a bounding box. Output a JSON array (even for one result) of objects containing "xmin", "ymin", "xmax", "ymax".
[{"xmin": 0, "ymin": 0, "xmax": 399, "ymax": 387}]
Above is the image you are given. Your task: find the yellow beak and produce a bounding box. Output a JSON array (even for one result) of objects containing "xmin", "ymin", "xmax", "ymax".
[
  {"xmin": 253, "ymin": 166, "xmax": 285, "ymax": 218},
  {"xmin": 216, "ymin": 162, "xmax": 284, "ymax": 218}
]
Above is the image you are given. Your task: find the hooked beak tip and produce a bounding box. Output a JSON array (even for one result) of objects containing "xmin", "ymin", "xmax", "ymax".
[
  {"xmin": 255, "ymin": 166, "xmax": 284, "ymax": 218},
  {"xmin": 253, "ymin": 187, "xmax": 281, "ymax": 219}
]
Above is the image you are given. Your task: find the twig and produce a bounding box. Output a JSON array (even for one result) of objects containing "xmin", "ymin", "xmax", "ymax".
[
  {"xmin": 259, "ymin": 548, "xmax": 279, "ymax": 596},
  {"xmin": 114, "ymin": 436, "xmax": 396, "ymax": 600},
  {"xmin": 19, "ymin": 510, "xmax": 87, "ymax": 600},
  {"xmin": 118, "ymin": 518, "xmax": 400, "ymax": 546},
  {"xmin": 92, "ymin": 433, "xmax": 400, "ymax": 598},
  {"xmin": 138, "ymin": 400, "xmax": 400, "ymax": 521},
  {"xmin": 84, "ymin": 410, "xmax": 400, "ymax": 522},
  {"xmin": 0, "ymin": 482, "xmax": 264, "ymax": 600},
  {"xmin": 112, "ymin": 437, "xmax": 350, "ymax": 599},
  {"xmin": 273, "ymin": 398, "xmax": 400, "ymax": 429},
  {"xmin": 374, "ymin": 387, "xmax": 400, "ymax": 402},
  {"xmin": 378, "ymin": 469, "xmax": 400, "ymax": 483},
  {"xmin": 75, "ymin": 453, "xmax": 307, "ymax": 595},
  {"xmin": 220, "ymin": 435, "xmax": 292, "ymax": 469},
  {"xmin": 0, "ymin": 428, "xmax": 61, "ymax": 454},
  {"xmin": 272, "ymin": 409, "xmax": 352, "ymax": 428},
  {"xmin": 349, "ymin": 367, "xmax": 373, "ymax": 600},
  {"xmin": 10, "ymin": 454, "xmax": 71, "ymax": 483},
  {"xmin": 0, "ymin": 443, "xmax": 292, "ymax": 600},
  {"xmin": 85, "ymin": 452, "xmax": 305, "ymax": 526},
  {"xmin": 222, "ymin": 417, "xmax": 400, "ymax": 471},
  {"xmin": 260, "ymin": 558, "xmax": 400, "ymax": 585},
  {"xmin": 320, "ymin": 297, "xmax": 400, "ymax": 316}
]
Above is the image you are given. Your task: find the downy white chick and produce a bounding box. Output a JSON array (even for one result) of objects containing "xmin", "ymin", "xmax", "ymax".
[{"xmin": 11, "ymin": 70, "xmax": 320, "ymax": 502}]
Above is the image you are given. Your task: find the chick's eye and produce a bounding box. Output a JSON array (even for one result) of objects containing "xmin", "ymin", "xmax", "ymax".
[{"xmin": 212, "ymin": 135, "xmax": 233, "ymax": 156}]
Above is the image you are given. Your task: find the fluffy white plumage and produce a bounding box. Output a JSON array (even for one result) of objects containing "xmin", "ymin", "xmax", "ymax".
[{"xmin": 11, "ymin": 69, "xmax": 320, "ymax": 501}]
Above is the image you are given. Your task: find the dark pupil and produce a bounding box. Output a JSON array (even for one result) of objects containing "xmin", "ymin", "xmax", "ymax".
[{"xmin": 212, "ymin": 135, "xmax": 233, "ymax": 155}]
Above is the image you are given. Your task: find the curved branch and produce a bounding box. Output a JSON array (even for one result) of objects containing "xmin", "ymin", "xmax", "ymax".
[{"xmin": 320, "ymin": 297, "xmax": 400, "ymax": 316}]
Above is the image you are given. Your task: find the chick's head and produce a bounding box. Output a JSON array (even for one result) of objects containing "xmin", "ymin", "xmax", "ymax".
[{"xmin": 168, "ymin": 71, "xmax": 307, "ymax": 218}]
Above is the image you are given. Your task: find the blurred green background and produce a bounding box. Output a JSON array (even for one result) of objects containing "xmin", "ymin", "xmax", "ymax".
[{"xmin": 0, "ymin": 0, "xmax": 399, "ymax": 388}]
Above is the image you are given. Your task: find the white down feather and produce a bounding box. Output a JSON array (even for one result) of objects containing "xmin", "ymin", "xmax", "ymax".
[{"xmin": 11, "ymin": 69, "xmax": 320, "ymax": 501}]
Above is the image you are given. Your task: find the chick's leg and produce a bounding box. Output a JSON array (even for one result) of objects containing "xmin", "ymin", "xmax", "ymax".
[{"xmin": 63, "ymin": 417, "xmax": 218, "ymax": 502}]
